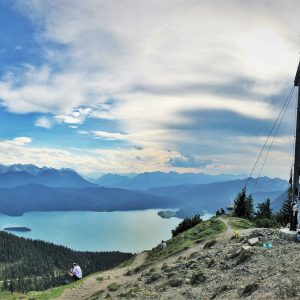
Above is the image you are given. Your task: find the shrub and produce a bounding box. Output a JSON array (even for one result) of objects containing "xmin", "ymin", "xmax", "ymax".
[
  {"xmin": 255, "ymin": 218, "xmax": 280, "ymax": 228},
  {"xmin": 145, "ymin": 272, "xmax": 162, "ymax": 284},
  {"xmin": 107, "ymin": 282, "xmax": 119, "ymax": 292}
]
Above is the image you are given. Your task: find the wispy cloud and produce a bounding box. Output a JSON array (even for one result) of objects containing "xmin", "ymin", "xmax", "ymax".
[{"xmin": 35, "ymin": 116, "xmax": 53, "ymax": 129}]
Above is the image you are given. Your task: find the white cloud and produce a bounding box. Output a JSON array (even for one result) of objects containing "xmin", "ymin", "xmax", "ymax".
[
  {"xmin": 55, "ymin": 108, "xmax": 93, "ymax": 124},
  {"xmin": 92, "ymin": 131, "xmax": 128, "ymax": 141},
  {"xmin": 0, "ymin": 137, "xmax": 209, "ymax": 175},
  {"xmin": 35, "ymin": 116, "xmax": 53, "ymax": 129},
  {"xmin": 13, "ymin": 137, "xmax": 32, "ymax": 145}
]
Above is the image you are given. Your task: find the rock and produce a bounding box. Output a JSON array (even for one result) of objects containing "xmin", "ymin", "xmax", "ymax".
[
  {"xmin": 166, "ymin": 271, "xmax": 176, "ymax": 278},
  {"xmin": 210, "ymin": 285, "xmax": 229, "ymax": 299},
  {"xmin": 168, "ymin": 277, "xmax": 183, "ymax": 287},
  {"xmin": 242, "ymin": 283, "xmax": 259, "ymax": 296},
  {"xmin": 203, "ymin": 239, "xmax": 217, "ymax": 249},
  {"xmin": 241, "ymin": 245, "xmax": 252, "ymax": 251},
  {"xmin": 248, "ymin": 237, "xmax": 259, "ymax": 246},
  {"xmin": 235, "ymin": 250, "xmax": 253, "ymax": 266},
  {"xmin": 190, "ymin": 270, "xmax": 206, "ymax": 285}
]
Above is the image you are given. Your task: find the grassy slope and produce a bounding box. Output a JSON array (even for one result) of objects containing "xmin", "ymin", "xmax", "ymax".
[
  {"xmin": 143, "ymin": 218, "xmax": 226, "ymax": 266},
  {"xmin": 228, "ymin": 217, "xmax": 255, "ymax": 230},
  {"xmin": 0, "ymin": 274, "xmax": 88, "ymax": 300}
]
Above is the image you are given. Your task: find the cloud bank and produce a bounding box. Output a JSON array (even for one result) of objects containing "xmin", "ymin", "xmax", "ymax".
[{"xmin": 0, "ymin": 0, "xmax": 298, "ymax": 176}]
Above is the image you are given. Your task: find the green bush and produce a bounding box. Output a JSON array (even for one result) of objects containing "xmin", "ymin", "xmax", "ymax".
[
  {"xmin": 107, "ymin": 282, "xmax": 119, "ymax": 292},
  {"xmin": 172, "ymin": 215, "xmax": 202, "ymax": 237},
  {"xmin": 145, "ymin": 272, "xmax": 162, "ymax": 284},
  {"xmin": 255, "ymin": 218, "xmax": 280, "ymax": 228}
]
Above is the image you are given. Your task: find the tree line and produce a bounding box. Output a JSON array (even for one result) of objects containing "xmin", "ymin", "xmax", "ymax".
[{"xmin": 232, "ymin": 181, "xmax": 292, "ymax": 227}]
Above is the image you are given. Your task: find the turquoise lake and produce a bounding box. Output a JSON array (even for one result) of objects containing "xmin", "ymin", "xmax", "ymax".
[{"xmin": 0, "ymin": 210, "xmax": 212, "ymax": 253}]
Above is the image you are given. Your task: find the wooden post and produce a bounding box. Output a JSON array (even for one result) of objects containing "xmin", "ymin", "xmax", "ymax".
[{"xmin": 291, "ymin": 62, "xmax": 300, "ymax": 231}]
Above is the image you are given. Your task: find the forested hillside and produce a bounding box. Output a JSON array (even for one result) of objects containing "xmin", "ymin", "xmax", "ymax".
[
  {"xmin": 0, "ymin": 184, "xmax": 178, "ymax": 216},
  {"xmin": 0, "ymin": 231, "xmax": 132, "ymax": 293}
]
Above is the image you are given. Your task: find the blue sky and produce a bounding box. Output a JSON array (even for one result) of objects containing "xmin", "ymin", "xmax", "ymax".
[{"xmin": 0, "ymin": 0, "xmax": 298, "ymax": 177}]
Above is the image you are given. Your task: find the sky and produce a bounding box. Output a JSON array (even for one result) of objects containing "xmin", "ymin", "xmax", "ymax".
[{"xmin": 0, "ymin": 0, "xmax": 299, "ymax": 178}]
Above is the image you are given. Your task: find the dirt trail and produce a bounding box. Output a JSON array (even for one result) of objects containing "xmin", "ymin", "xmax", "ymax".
[{"xmin": 56, "ymin": 217, "xmax": 254, "ymax": 299}]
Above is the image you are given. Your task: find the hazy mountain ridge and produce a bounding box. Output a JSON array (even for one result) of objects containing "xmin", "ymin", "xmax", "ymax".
[
  {"xmin": 147, "ymin": 177, "xmax": 288, "ymax": 217},
  {"xmin": 0, "ymin": 164, "xmax": 288, "ymax": 217},
  {"xmin": 0, "ymin": 164, "xmax": 95, "ymax": 188},
  {"xmin": 94, "ymin": 171, "xmax": 248, "ymax": 190},
  {"xmin": 0, "ymin": 184, "xmax": 179, "ymax": 216}
]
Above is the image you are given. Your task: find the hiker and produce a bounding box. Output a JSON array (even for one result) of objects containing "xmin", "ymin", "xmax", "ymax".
[
  {"xmin": 160, "ymin": 240, "xmax": 167, "ymax": 250},
  {"xmin": 68, "ymin": 263, "xmax": 82, "ymax": 281},
  {"xmin": 220, "ymin": 208, "xmax": 225, "ymax": 215},
  {"xmin": 216, "ymin": 209, "xmax": 220, "ymax": 216}
]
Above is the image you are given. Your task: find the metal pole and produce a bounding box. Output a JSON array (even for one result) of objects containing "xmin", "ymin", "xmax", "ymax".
[{"xmin": 291, "ymin": 62, "xmax": 300, "ymax": 231}]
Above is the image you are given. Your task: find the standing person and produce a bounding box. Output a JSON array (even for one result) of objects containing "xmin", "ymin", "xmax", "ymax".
[{"xmin": 68, "ymin": 263, "xmax": 82, "ymax": 281}]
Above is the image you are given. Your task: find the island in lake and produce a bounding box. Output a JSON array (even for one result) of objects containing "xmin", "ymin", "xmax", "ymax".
[
  {"xmin": 158, "ymin": 211, "xmax": 177, "ymax": 219},
  {"xmin": 4, "ymin": 227, "xmax": 31, "ymax": 232}
]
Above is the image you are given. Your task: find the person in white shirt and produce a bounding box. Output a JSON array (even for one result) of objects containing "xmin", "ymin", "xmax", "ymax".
[{"xmin": 68, "ymin": 262, "xmax": 82, "ymax": 280}]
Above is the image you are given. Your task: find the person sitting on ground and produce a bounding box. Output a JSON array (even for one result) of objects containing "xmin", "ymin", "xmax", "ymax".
[
  {"xmin": 68, "ymin": 263, "xmax": 82, "ymax": 281},
  {"xmin": 160, "ymin": 240, "xmax": 167, "ymax": 250},
  {"xmin": 220, "ymin": 208, "xmax": 225, "ymax": 215},
  {"xmin": 216, "ymin": 209, "xmax": 220, "ymax": 216}
]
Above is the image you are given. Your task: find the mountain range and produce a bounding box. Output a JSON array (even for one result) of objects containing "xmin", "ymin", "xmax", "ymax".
[
  {"xmin": 0, "ymin": 164, "xmax": 94, "ymax": 188},
  {"xmin": 147, "ymin": 177, "xmax": 288, "ymax": 217},
  {"xmin": 92, "ymin": 171, "xmax": 247, "ymax": 190},
  {"xmin": 0, "ymin": 184, "xmax": 179, "ymax": 216},
  {"xmin": 0, "ymin": 164, "xmax": 289, "ymax": 217}
]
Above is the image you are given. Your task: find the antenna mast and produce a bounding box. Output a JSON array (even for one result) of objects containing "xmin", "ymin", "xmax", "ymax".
[{"xmin": 290, "ymin": 61, "xmax": 300, "ymax": 230}]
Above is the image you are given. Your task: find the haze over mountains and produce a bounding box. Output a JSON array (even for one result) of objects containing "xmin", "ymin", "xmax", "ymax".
[
  {"xmin": 0, "ymin": 164, "xmax": 94, "ymax": 188},
  {"xmin": 93, "ymin": 172, "xmax": 248, "ymax": 190},
  {"xmin": 0, "ymin": 164, "xmax": 288, "ymax": 217}
]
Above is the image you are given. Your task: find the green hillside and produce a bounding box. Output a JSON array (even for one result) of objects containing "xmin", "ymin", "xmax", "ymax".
[
  {"xmin": 0, "ymin": 231, "xmax": 132, "ymax": 294},
  {"xmin": 144, "ymin": 218, "xmax": 226, "ymax": 266}
]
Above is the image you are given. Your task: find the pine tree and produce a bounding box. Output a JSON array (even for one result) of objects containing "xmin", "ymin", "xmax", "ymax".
[
  {"xmin": 278, "ymin": 188, "xmax": 292, "ymax": 225},
  {"xmin": 2, "ymin": 279, "xmax": 8, "ymax": 291},
  {"xmin": 256, "ymin": 199, "xmax": 272, "ymax": 219},
  {"xmin": 233, "ymin": 188, "xmax": 247, "ymax": 218},
  {"xmin": 245, "ymin": 194, "xmax": 254, "ymax": 220}
]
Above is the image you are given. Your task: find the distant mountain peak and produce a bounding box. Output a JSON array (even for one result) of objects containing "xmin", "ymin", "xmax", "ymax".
[{"xmin": 0, "ymin": 164, "xmax": 94, "ymax": 188}]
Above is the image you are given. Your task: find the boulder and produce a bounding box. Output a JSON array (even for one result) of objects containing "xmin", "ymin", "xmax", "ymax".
[
  {"xmin": 241, "ymin": 245, "xmax": 252, "ymax": 251},
  {"xmin": 248, "ymin": 237, "xmax": 259, "ymax": 246}
]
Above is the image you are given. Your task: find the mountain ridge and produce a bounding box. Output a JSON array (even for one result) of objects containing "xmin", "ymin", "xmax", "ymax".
[{"xmin": 0, "ymin": 164, "xmax": 95, "ymax": 188}]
